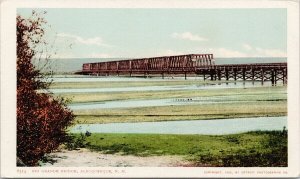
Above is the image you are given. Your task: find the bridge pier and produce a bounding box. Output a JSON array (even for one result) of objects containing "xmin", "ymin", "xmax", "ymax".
[
  {"xmin": 196, "ymin": 63, "xmax": 287, "ymax": 84},
  {"xmin": 210, "ymin": 69, "xmax": 214, "ymax": 80},
  {"xmin": 271, "ymin": 69, "xmax": 275, "ymax": 85},
  {"xmin": 225, "ymin": 69, "xmax": 229, "ymax": 81},
  {"xmin": 242, "ymin": 69, "xmax": 246, "ymax": 81},
  {"xmin": 234, "ymin": 69, "xmax": 237, "ymax": 81},
  {"xmin": 261, "ymin": 69, "xmax": 265, "ymax": 84},
  {"xmin": 274, "ymin": 70, "xmax": 277, "ymax": 85},
  {"xmin": 217, "ymin": 69, "xmax": 221, "ymax": 80},
  {"xmin": 283, "ymin": 69, "xmax": 287, "ymax": 84}
]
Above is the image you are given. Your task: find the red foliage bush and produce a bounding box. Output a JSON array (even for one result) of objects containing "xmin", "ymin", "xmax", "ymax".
[{"xmin": 17, "ymin": 12, "xmax": 74, "ymax": 166}]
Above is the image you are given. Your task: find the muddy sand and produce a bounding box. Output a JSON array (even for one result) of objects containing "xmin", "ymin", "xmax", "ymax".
[{"xmin": 41, "ymin": 148, "xmax": 194, "ymax": 167}]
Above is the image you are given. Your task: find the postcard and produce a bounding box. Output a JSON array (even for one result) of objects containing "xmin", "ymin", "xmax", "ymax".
[{"xmin": 1, "ymin": 0, "xmax": 299, "ymax": 178}]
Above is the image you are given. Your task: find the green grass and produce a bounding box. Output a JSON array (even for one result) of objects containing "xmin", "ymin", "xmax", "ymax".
[
  {"xmin": 55, "ymin": 86, "xmax": 286, "ymax": 103},
  {"xmin": 66, "ymin": 130, "xmax": 287, "ymax": 167},
  {"xmin": 74, "ymin": 101, "xmax": 287, "ymax": 124}
]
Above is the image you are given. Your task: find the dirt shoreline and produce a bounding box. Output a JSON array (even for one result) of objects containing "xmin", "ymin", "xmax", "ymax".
[{"xmin": 41, "ymin": 148, "xmax": 194, "ymax": 167}]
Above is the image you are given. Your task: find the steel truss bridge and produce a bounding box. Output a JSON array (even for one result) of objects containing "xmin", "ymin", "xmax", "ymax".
[{"xmin": 81, "ymin": 54, "xmax": 287, "ymax": 84}]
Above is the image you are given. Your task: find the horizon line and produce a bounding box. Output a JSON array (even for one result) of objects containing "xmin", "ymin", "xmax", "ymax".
[{"xmin": 41, "ymin": 56, "xmax": 288, "ymax": 60}]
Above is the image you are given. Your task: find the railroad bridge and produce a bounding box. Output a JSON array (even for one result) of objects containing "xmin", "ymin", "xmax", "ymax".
[{"xmin": 81, "ymin": 54, "xmax": 287, "ymax": 84}]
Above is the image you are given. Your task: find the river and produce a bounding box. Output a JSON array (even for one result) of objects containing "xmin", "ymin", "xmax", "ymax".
[
  {"xmin": 49, "ymin": 81, "xmax": 283, "ymax": 94},
  {"xmin": 70, "ymin": 116, "xmax": 287, "ymax": 135},
  {"xmin": 68, "ymin": 94, "xmax": 279, "ymax": 110},
  {"xmin": 53, "ymin": 76, "xmax": 286, "ymax": 135}
]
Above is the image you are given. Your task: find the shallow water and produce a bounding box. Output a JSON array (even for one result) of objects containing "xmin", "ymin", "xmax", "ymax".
[
  {"xmin": 46, "ymin": 75, "xmax": 286, "ymax": 83},
  {"xmin": 69, "ymin": 97, "xmax": 216, "ymax": 110},
  {"xmin": 70, "ymin": 116, "xmax": 287, "ymax": 135},
  {"xmin": 68, "ymin": 94, "xmax": 267, "ymax": 110},
  {"xmin": 46, "ymin": 75, "xmax": 204, "ymax": 82},
  {"xmin": 50, "ymin": 81, "xmax": 282, "ymax": 94}
]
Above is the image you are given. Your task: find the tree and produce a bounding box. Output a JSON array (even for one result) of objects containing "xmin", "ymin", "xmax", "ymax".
[{"xmin": 17, "ymin": 11, "xmax": 74, "ymax": 166}]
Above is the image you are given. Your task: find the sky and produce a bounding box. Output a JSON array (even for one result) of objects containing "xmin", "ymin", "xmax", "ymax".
[{"xmin": 17, "ymin": 8, "xmax": 287, "ymax": 58}]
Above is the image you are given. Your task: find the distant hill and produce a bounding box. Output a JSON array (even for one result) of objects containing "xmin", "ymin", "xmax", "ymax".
[
  {"xmin": 33, "ymin": 57, "xmax": 287, "ymax": 74},
  {"xmin": 32, "ymin": 58, "xmax": 124, "ymax": 74},
  {"xmin": 214, "ymin": 57, "xmax": 287, "ymax": 65}
]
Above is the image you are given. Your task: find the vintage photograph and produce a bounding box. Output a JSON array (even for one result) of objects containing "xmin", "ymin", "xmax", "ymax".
[
  {"xmin": 1, "ymin": 0, "xmax": 299, "ymax": 178},
  {"xmin": 16, "ymin": 7, "xmax": 288, "ymax": 167}
]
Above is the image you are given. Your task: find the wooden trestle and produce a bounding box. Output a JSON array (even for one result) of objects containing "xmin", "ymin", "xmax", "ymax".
[
  {"xmin": 196, "ymin": 63, "xmax": 287, "ymax": 85},
  {"xmin": 81, "ymin": 54, "xmax": 287, "ymax": 84}
]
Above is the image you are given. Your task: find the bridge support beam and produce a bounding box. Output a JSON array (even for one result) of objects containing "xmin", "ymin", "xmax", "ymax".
[
  {"xmin": 274, "ymin": 70, "xmax": 277, "ymax": 85},
  {"xmin": 210, "ymin": 69, "xmax": 214, "ymax": 80},
  {"xmin": 217, "ymin": 69, "xmax": 221, "ymax": 80},
  {"xmin": 234, "ymin": 69, "xmax": 237, "ymax": 81},
  {"xmin": 261, "ymin": 69, "xmax": 264, "ymax": 84},
  {"xmin": 225, "ymin": 69, "xmax": 229, "ymax": 81},
  {"xmin": 195, "ymin": 63, "xmax": 287, "ymax": 84},
  {"xmin": 283, "ymin": 69, "xmax": 287, "ymax": 84},
  {"xmin": 242, "ymin": 69, "xmax": 246, "ymax": 81},
  {"xmin": 271, "ymin": 69, "xmax": 275, "ymax": 85}
]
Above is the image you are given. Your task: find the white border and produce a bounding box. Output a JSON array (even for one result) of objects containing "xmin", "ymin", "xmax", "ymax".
[{"xmin": 1, "ymin": 0, "xmax": 299, "ymax": 178}]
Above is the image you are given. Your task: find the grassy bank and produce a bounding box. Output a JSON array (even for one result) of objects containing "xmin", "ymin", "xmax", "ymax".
[
  {"xmin": 55, "ymin": 86, "xmax": 286, "ymax": 103},
  {"xmin": 66, "ymin": 130, "xmax": 287, "ymax": 167},
  {"xmin": 49, "ymin": 79, "xmax": 287, "ymax": 124},
  {"xmin": 74, "ymin": 101, "xmax": 287, "ymax": 124},
  {"xmin": 59, "ymin": 85, "xmax": 287, "ymax": 124}
]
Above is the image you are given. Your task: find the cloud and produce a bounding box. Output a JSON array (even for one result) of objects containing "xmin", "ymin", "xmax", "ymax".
[
  {"xmin": 209, "ymin": 47, "xmax": 286, "ymax": 58},
  {"xmin": 158, "ymin": 49, "xmax": 185, "ymax": 56},
  {"xmin": 242, "ymin": 44, "xmax": 286, "ymax": 57},
  {"xmin": 242, "ymin": 43, "xmax": 252, "ymax": 51},
  {"xmin": 216, "ymin": 48, "xmax": 247, "ymax": 57},
  {"xmin": 171, "ymin": 32, "xmax": 208, "ymax": 41},
  {"xmin": 50, "ymin": 52, "xmax": 113, "ymax": 59},
  {"xmin": 206, "ymin": 48, "xmax": 247, "ymax": 58},
  {"xmin": 158, "ymin": 48, "xmax": 246, "ymax": 58},
  {"xmin": 159, "ymin": 45, "xmax": 286, "ymax": 58},
  {"xmin": 88, "ymin": 53, "xmax": 112, "ymax": 58},
  {"xmin": 56, "ymin": 33, "xmax": 111, "ymax": 47},
  {"xmin": 51, "ymin": 53, "xmax": 82, "ymax": 59}
]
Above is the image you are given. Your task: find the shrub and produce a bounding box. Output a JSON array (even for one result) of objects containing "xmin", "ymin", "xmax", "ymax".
[
  {"xmin": 17, "ymin": 11, "xmax": 74, "ymax": 166},
  {"xmin": 64, "ymin": 133, "xmax": 91, "ymax": 150}
]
